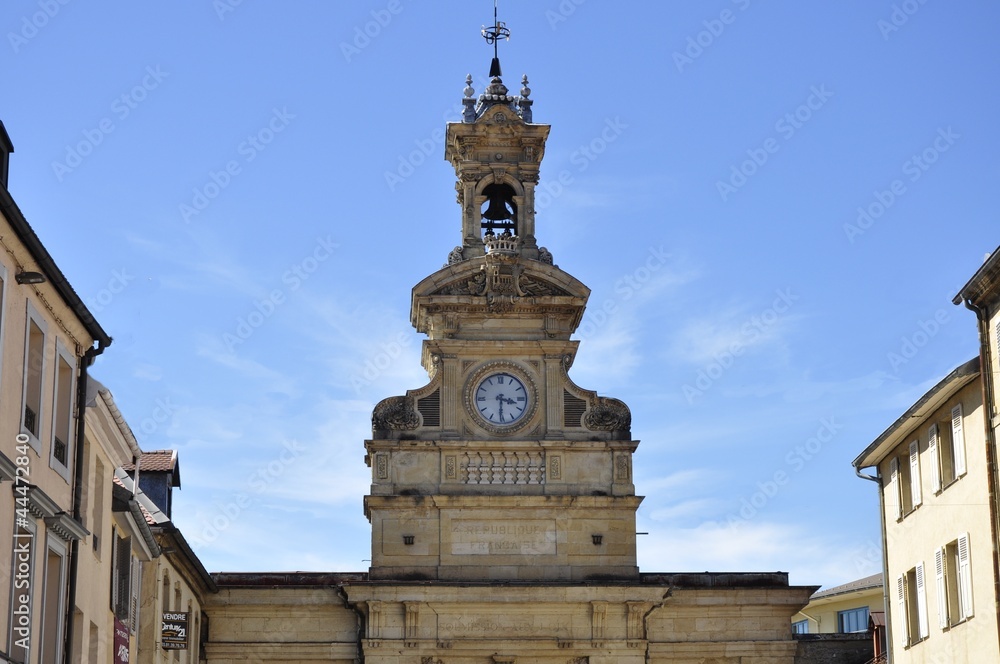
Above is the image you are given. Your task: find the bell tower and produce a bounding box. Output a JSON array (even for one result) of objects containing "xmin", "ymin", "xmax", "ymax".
[{"xmin": 363, "ymin": 11, "xmax": 640, "ymax": 583}]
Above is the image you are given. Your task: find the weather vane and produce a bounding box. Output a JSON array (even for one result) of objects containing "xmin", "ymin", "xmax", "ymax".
[{"xmin": 481, "ymin": 0, "xmax": 510, "ymax": 78}]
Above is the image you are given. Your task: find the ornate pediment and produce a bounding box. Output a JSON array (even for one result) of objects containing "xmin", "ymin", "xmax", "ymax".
[{"xmin": 430, "ymin": 256, "xmax": 572, "ymax": 300}]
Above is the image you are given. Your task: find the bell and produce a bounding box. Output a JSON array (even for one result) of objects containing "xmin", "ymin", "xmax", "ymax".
[
  {"xmin": 482, "ymin": 193, "xmax": 514, "ymax": 222},
  {"xmin": 489, "ymin": 56, "xmax": 503, "ymax": 78}
]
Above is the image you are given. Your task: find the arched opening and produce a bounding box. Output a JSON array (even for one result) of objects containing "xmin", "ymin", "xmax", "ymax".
[{"xmin": 481, "ymin": 183, "xmax": 517, "ymax": 236}]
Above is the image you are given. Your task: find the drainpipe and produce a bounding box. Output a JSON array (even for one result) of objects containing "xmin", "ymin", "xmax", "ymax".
[
  {"xmin": 334, "ymin": 585, "xmax": 365, "ymax": 663},
  {"xmin": 856, "ymin": 465, "xmax": 892, "ymax": 663},
  {"xmin": 63, "ymin": 339, "xmax": 109, "ymax": 664},
  {"xmin": 959, "ymin": 297, "xmax": 1000, "ymax": 658}
]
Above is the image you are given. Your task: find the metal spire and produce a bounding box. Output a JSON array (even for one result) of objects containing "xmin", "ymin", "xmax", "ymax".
[{"xmin": 481, "ymin": 0, "xmax": 510, "ymax": 78}]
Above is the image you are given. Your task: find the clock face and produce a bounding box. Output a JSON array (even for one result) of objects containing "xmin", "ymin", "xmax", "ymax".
[{"xmin": 474, "ymin": 372, "xmax": 529, "ymax": 426}]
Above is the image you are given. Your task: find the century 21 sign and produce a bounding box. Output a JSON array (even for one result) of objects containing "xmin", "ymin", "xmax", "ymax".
[{"xmin": 162, "ymin": 612, "xmax": 189, "ymax": 650}]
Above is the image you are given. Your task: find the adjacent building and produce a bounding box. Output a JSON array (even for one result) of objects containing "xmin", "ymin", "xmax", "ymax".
[
  {"xmin": 792, "ymin": 573, "xmax": 884, "ymax": 636},
  {"xmin": 854, "ymin": 245, "xmax": 1000, "ymax": 662},
  {"xmin": 0, "ymin": 119, "xmax": 112, "ymax": 664},
  {"xmin": 0, "ymin": 119, "xmax": 212, "ymax": 664}
]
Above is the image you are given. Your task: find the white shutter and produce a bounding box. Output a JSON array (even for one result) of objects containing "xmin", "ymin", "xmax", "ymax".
[
  {"xmin": 952, "ymin": 404, "xmax": 967, "ymax": 477},
  {"xmin": 927, "ymin": 423, "xmax": 941, "ymax": 493},
  {"xmin": 889, "ymin": 458, "xmax": 901, "ymax": 520},
  {"xmin": 897, "ymin": 574, "xmax": 909, "ymax": 646},
  {"xmin": 916, "ymin": 562, "xmax": 929, "ymax": 639},
  {"xmin": 909, "ymin": 440, "xmax": 922, "ymax": 506},
  {"xmin": 958, "ymin": 533, "xmax": 973, "ymax": 619},
  {"xmin": 130, "ymin": 559, "xmax": 142, "ymax": 634},
  {"xmin": 934, "ymin": 547, "xmax": 948, "ymax": 628}
]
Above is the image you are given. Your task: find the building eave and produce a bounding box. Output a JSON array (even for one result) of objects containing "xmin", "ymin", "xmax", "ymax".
[
  {"xmin": 953, "ymin": 244, "xmax": 1000, "ymax": 308},
  {"xmin": 0, "ymin": 183, "xmax": 112, "ymax": 347},
  {"xmin": 853, "ymin": 357, "xmax": 980, "ymax": 469}
]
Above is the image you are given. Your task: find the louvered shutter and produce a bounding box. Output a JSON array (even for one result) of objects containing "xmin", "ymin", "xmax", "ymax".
[
  {"xmin": 915, "ymin": 562, "xmax": 929, "ymax": 639},
  {"xmin": 130, "ymin": 559, "xmax": 142, "ymax": 633},
  {"xmin": 909, "ymin": 440, "xmax": 922, "ymax": 507},
  {"xmin": 896, "ymin": 574, "xmax": 908, "ymax": 646},
  {"xmin": 958, "ymin": 533, "xmax": 973, "ymax": 619},
  {"xmin": 109, "ymin": 527, "xmax": 119, "ymax": 613},
  {"xmin": 927, "ymin": 423, "xmax": 941, "ymax": 492},
  {"xmin": 889, "ymin": 458, "xmax": 901, "ymax": 520},
  {"xmin": 115, "ymin": 535, "xmax": 132, "ymax": 621},
  {"xmin": 934, "ymin": 547, "xmax": 948, "ymax": 628},
  {"xmin": 952, "ymin": 404, "xmax": 966, "ymax": 477}
]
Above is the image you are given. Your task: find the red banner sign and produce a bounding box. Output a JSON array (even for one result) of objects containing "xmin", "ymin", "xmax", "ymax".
[{"xmin": 114, "ymin": 618, "xmax": 130, "ymax": 664}]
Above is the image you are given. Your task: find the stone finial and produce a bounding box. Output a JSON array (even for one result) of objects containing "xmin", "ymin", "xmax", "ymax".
[
  {"xmin": 463, "ymin": 74, "xmax": 477, "ymax": 123},
  {"xmin": 517, "ymin": 74, "xmax": 533, "ymax": 123}
]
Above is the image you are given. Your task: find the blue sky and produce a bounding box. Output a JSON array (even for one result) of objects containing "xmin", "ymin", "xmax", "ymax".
[{"xmin": 3, "ymin": 1, "xmax": 998, "ymax": 589}]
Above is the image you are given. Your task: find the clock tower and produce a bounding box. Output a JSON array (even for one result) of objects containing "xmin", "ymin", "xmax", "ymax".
[
  {"xmin": 203, "ymin": 13, "xmax": 816, "ymax": 664},
  {"xmin": 363, "ymin": 64, "xmax": 640, "ymax": 583}
]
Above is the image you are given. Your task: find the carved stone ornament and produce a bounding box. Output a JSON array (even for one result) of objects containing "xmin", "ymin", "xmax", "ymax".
[
  {"xmin": 447, "ymin": 246, "xmax": 465, "ymax": 265},
  {"xmin": 584, "ymin": 397, "xmax": 632, "ymax": 432},
  {"xmin": 372, "ymin": 396, "xmax": 419, "ymax": 432},
  {"xmin": 433, "ymin": 257, "xmax": 569, "ymax": 312},
  {"xmin": 538, "ymin": 247, "xmax": 553, "ymax": 264}
]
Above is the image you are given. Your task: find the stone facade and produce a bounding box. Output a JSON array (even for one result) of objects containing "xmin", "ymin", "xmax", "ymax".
[{"xmin": 202, "ymin": 62, "xmax": 815, "ymax": 663}]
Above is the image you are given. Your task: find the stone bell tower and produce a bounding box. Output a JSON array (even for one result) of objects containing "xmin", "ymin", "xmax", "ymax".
[
  {"xmin": 201, "ymin": 13, "xmax": 815, "ymax": 664},
  {"xmin": 362, "ymin": 49, "xmax": 640, "ymax": 583}
]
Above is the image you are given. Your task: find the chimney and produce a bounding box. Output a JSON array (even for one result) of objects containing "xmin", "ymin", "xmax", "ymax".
[{"xmin": 0, "ymin": 121, "xmax": 13, "ymax": 190}]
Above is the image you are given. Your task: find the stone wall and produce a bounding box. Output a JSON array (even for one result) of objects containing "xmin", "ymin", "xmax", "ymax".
[{"xmin": 794, "ymin": 633, "xmax": 874, "ymax": 664}]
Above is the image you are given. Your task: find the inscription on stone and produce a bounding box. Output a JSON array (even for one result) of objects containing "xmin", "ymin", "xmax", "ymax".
[
  {"xmin": 451, "ymin": 519, "xmax": 556, "ymax": 555},
  {"xmin": 438, "ymin": 614, "xmax": 571, "ymax": 638}
]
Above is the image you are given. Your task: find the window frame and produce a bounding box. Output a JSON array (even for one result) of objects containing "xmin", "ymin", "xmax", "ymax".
[
  {"xmin": 936, "ymin": 532, "xmax": 974, "ymax": 629},
  {"xmin": 791, "ymin": 619, "xmax": 809, "ymax": 634},
  {"xmin": 7, "ymin": 519, "xmax": 37, "ymax": 663},
  {"xmin": 48, "ymin": 340, "xmax": 76, "ymax": 482},
  {"xmin": 20, "ymin": 301, "xmax": 48, "ymax": 453},
  {"xmin": 38, "ymin": 534, "xmax": 68, "ymax": 664},
  {"xmin": 898, "ymin": 563, "xmax": 929, "ymax": 648},
  {"xmin": 0, "ymin": 263, "xmax": 8, "ymax": 401},
  {"xmin": 837, "ymin": 606, "xmax": 870, "ymax": 634}
]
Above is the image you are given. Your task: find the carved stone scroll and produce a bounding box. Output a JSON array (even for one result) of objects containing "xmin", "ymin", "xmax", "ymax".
[
  {"xmin": 584, "ymin": 397, "xmax": 631, "ymax": 433},
  {"xmin": 372, "ymin": 396, "xmax": 419, "ymax": 432}
]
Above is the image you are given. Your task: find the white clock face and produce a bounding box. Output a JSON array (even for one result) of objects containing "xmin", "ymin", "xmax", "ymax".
[{"xmin": 474, "ymin": 372, "xmax": 529, "ymax": 426}]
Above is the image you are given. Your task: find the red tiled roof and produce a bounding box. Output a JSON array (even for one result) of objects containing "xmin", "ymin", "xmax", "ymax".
[{"xmin": 122, "ymin": 450, "xmax": 177, "ymax": 473}]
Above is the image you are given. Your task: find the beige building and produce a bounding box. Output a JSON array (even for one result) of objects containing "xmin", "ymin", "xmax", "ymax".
[
  {"xmin": 202, "ymin": 51, "xmax": 817, "ymax": 663},
  {"xmin": 0, "ymin": 118, "xmax": 212, "ymax": 664},
  {"xmin": 0, "ymin": 120, "xmax": 112, "ymax": 664},
  {"xmin": 854, "ymin": 356, "xmax": 1000, "ymax": 661},
  {"xmin": 792, "ymin": 573, "xmax": 884, "ymax": 636}
]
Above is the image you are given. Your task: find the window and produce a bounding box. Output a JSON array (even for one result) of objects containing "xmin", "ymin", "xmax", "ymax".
[
  {"xmin": 889, "ymin": 442, "xmax": 921, "ymax": 519},
  {"xmin": 110, "ymin": 530, "xmax": 132, "ymax": 622},
  {"xmin": 39, "ymin": 536, "xmax": 67, "ymax": 664},
  {"xmin": 7, "ymin": 521, "xmax": 36, "ymax": 664},
  {"xmin": 0, "ymin": 264, "xmax": 7, "ymax": 395},
  {"xmin": 897, "ymin": 563, "xmax": 929, "ymax": 647},
  {"xmin": 928, "ymin": 405, "xmax": 967, "ymax": 492},
  {"xmin": 935, "ymin": 533, "xmax": 974, "ymax": 628},
  {"xmin": 791, "ymin": 619, "xmax": 809, "ymax": 634},
  {"xmin": 50, "ymin": 345, "xmax": 75, "ymax": 476},
  {"xmin": 838, "ymin": 606, "xmax": 870, "ymax": 633},
  {"xmin": 92, "ymin": 457, "xmax": 105, "ymax": 558},
  {"xmin": 22, "ymin": 307, "xmax": 46, "ymax": 448}
]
